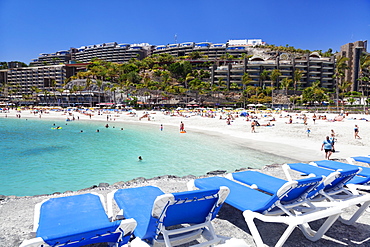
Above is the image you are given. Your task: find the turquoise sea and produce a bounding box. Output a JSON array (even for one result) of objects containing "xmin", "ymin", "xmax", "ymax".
[{"xmin": 0, "ymin": 117, "xmax": 293, "ymax": 196}]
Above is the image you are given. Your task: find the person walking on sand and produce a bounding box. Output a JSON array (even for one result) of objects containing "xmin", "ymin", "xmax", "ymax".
[
  {"xmin": 180, "ymin": 121, "xmax": 184, "ymax": 132},
  {"xmin": 251, "ymin": 120, "xmax": 256, "ymax": 133},
  {"xmin": 306, "ymin": 128, "xmax": 311, "ymax": 137},
  {"xmin": 330, "ymin": 133, "xmax": 336, "ymax": 152},
  {"xmin": 321, "ymin": 136, "xmax": 333, "ymax": 160},
  {"xmin": 354, "ymin": 125, "xmax": 361, "ymax": 139}
]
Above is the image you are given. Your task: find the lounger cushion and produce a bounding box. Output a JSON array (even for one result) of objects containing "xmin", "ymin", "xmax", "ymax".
[
  {"xmin": 287, "ymin": 163, "xmax": 334, "ymax": 177},
  {"xmin": 232, "ymin": 171, "xmax": 286, "ymax": 194},
  {"xmin": 194, "ymin": 177, "xmax": 276, "ymax": 213},
  {"xmin": 315, "ymin": 160, "xmax": 370, "ymax": 178},
  {"xmin": 351, "ymin": 156, "xmax": 370, "ymax": 164},
  {"xmin": 37, "ymin": 193, "xmax": 123, "ymax": 246},
  {"xmin": 232, "ymin": 170, "xmax": 323, "ymax": 203}
]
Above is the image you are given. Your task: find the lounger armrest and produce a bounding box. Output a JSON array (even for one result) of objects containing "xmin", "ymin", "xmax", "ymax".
[
  {"xmin": 187, "ymin": 180, "xmax": 197, "ymax": 190},
  {"xmin": 322, "ymin": 171, "xmax": 340, "ymax": 186},
  {"xmin": 19, "ymin": 237, "xmax": 49, "ymax": 247},
  {"xmin": 217, "ymin": 186, "xmax": 230, "ymax": 206},
  {"xmin": 118, "ymin": 218, "xmax": 137, "ymax": 236},
  {"xmin": 152, "ymin": 194, "xmax": 175, "ymax": 218},
  {"xmin": 276, "ymin": 181, "xmax": 297, "ymax": 198},
  {"xmin": 32, "ymin": 201, "xmax": 45, "ymax": 233},
  {"xmin": 107, "ymin": 190, "xmax": 117, "ymax": 220},
  {"xmin": 347, "ymin": 157, "xmax": 355, "ymax": 164}
]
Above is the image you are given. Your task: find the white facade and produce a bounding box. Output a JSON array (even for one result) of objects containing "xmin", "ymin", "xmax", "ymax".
[{"xmin": 227, "ymin": 39, "xmax": 265, "ymax": 47}]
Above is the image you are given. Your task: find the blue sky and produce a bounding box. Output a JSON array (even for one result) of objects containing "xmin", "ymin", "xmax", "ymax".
[{"xmin": 0, "ymin": 0, "xmax": 369, "ymax": 64}]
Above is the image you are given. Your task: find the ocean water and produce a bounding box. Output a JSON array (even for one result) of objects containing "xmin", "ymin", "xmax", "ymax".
[{"xmin": 0, "ymin": 118, "xmax": 293, "ymax": 196}]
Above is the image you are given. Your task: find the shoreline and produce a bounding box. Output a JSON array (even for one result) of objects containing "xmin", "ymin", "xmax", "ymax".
[{"xmin": 1, "ymin": 108, "xmax": 370, "ymax": 246}]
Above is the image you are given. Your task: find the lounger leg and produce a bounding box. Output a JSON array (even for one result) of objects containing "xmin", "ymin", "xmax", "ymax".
[
  {"xmin": 275, "ymin": 225, "xmax": 296, "ymax": 247},
  {"xmin": 298, "ymin": 214, "xmax": 340, "ymax": 241},
  {"xmin": 244, "ymin": 211, "xmax": 295, "ymax": 247},
  {"xmin": 244, "ymin": 216, "xmax": 265, "ymax": 247},
  {"xmin": 339, "ymin": 200, "xmax": 370, "ymax": 225}
]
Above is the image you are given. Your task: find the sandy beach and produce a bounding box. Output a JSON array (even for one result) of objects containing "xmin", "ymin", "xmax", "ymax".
[{"xmin": 1, "ymin": 108, "xmax": 370, "ymax": 246}]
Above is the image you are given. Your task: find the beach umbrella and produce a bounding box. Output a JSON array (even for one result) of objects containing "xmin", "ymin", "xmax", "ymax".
[{"xmin": 247, "ymin": 104, "xmax": 256, "ymax": 107}]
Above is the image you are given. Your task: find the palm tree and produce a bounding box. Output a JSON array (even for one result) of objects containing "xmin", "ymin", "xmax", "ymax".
[
  {"xmin": 338, "ymin": 80, "xmax": 352, "ymax": 107},
  {"xmin": 270, "ymin": 69, "xmax": 281, "ymax": 107},
  {"xmin": 241, "ymin": 72, "xmax": 252, "ymax": 91},
  {"xmin": 259, "ymin": 70, "xmax": 270, "ymax": 89},
  {"xmin": 293, "ymin": 69, "xmax": 303, "ymax": 92},
  {"xmin": 334, "ymin": 56, "xmax": 349, "ymax": 110},
  {"xmin": 280, "ymin": 77, "xmax": 292, "ymax": 95}
]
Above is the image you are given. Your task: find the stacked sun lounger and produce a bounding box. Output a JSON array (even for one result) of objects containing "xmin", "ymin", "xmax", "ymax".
[
  {"xmin": 188, "ymin": 172, "xmax": 343, "ymax": 247},
  {"xmin": 283, "ymin": 160, "xmax": 370, "ymax": 225}
]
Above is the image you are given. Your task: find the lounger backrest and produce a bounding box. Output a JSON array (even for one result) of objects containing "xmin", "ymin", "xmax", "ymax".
[
  {"xmin": 154, "ymin": 187, "xmax": 229, "ymax": 227},
  {"xmin": 231, "ymin": 170, "xmax": 322, "ymax": 204},
  {"xmin": 279, "ymin": 176, "xmax": 322, "ymax": 204},
  {"xmin": 321, "ymin": 168, "xmax": 359, "ymax": 193}
]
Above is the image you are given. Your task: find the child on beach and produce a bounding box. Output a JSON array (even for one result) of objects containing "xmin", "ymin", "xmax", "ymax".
[{"xmin": 306, "ymin": 128, "xmax": 311, "ymax": 137}]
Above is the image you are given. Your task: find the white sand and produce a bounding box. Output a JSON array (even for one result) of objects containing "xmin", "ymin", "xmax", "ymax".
[{"xmin": 1, "ymin": 108, "xmax": 370, "ymax": 246}]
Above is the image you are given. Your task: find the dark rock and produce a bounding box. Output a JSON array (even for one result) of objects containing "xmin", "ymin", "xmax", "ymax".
[
  {"xmin": 98, "ymin": 183, "xmax": 109, "ymax": 187},
  {"xmin": 182, "ymin": 175, "xmax": 196, "ymax": 179},
  {"xmin": 52, "ymin": 192, "xmax": 61, "ymax": 195},
  {"xmin": 206, "ymin": 170, "xmax": 227, "ymax": 175},
  {"xmin": 0, "ymin": 195, "xmax": 6, "ymax": 200},
  {"xmin": 153, "ymin": 175, "xmax": 179, "ymax": 180},
  {"xmin": 78, "ymin": 185, "xmax": 97, "ymax": 192},
  {"xmin": 128, "ymin": 177, "xmax": 147, "ymax": 183}
]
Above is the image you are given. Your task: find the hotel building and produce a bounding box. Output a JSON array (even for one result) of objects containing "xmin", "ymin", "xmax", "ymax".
[
  {"xmin": 1, "ymin": 39, "xmax": 364, "ymax": 105},
  {"xmin": 336, "ymin": 40, "xmax": 368, "ymax": 92},
  {"xmin": 210, "ymin": 53, "xmax": 335, "ymax": 90}
]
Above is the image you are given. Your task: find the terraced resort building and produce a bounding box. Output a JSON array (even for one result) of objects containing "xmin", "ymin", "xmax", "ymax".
[{"xmin": 0, "ymin": 39, "xmax": 368, "ymax": 106}]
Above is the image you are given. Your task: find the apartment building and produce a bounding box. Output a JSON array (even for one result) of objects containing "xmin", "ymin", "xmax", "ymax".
[
  {"xmin": 153, "ymin": 39, "xmax": 265, "ymax": 60},
  {"xmin": 30, "ymin": 51, "xmax": 72, "ymax": 67},
  {"xmin": 72, "ymin": 42, "xmax": 152, "ymax": 63},
  {"xmin": 210, "ymin": 52, "xmax": 335, "ymax": 90},
  {"xmin": 337, "ymin": 40, "xmax": 368, "ymax": 91},
  {"xmin": 0, "ymin": 64, "xmax": 88, "ymax": 102}
]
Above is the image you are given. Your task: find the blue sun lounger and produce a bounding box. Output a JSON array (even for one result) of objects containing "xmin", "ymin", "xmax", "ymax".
[
  {"xmin": 188, "ymin": 175, "xmax": 342, "ymax": 247},
  {"xmin": 282, "ymin": 162, "xmax": 359, "ymax": 199},
  {"xmin": 108, "ymin": 186, "xmax": 229, "ymax": 247},
  {"xmin": 347, "ymin": 156, "xmax": 370, "ymax": 165},
  {"xmin": 312, "ymin": 160, "xmax": 370, "ymax": 190},
  {"xmin": 19, "ymin": 193, "xmax": 137, "ymax": 247},
  {"xmin": 283, "ymin": 162, "xmax": 370, "ymax": 225}
]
